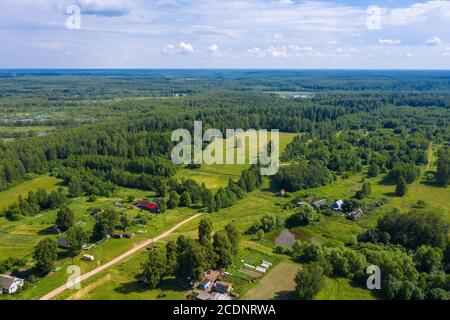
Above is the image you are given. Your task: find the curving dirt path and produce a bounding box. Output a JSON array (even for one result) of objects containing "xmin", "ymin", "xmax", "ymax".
[{"xmin": 39, "ymin": 212, "xmax": 203, "ymax": 300}]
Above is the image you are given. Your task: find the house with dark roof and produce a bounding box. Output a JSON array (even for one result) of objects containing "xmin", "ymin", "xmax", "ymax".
[
  {"xmin": 57, "ymin": 237, "xmax": 69, "ymax": 248},
  {"xmin": 347, "ymin": 208, "xmax": 364, "ymax": 220},
  {"xmin": 0, "ymin": 275, "xmax": 24, "ymax": 294},
  {"xmin": 213, "ymin": 281, "xmax": 232, "ymax": 294}
]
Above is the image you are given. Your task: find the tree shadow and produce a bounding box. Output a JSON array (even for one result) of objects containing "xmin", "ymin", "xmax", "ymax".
[
  {"xmin": 114, "ymin": 277, "xmax": 186, "ymax": 295},
  {"xmin": 272, "ymin": 290, "xmax": 297, "ymax": 300},
  {"xmin": 37, "ymin": 226, "xmax": 59, "ymax": 236},
  {"xmin": 383, "ymin": 192, "xmax": 398, "ymax": 197},
  {"xmin": 421, "ymin": 180, "xmax": 444, "ymax": 188}
]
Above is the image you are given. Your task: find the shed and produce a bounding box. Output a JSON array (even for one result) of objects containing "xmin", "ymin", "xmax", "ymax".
[{"xmin": 82, "ymin": 254, "xmax": 95, "ymax": 261}]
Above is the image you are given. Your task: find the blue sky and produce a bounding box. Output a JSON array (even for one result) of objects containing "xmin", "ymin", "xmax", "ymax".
[{"xmin": 1, "ymin": 0, "xmax": 449, "ymax": 69}]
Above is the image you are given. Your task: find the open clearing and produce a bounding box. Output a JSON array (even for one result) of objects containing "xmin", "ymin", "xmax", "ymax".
[
  {"xmin": 244, "ymin": 261, "xmax": 300, "ymax": 300},
  {"xmin": 0, "ymin": 175, "xmax": 62, "ymax": 210},
  {"xmin": 315, "ymin": 278, "xmax": 375, "ymax": 300}
]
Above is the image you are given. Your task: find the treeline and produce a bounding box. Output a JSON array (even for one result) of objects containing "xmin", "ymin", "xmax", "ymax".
[{"xmin": 63, "ymin": 155, "xmax": 177, "ymax": 177}]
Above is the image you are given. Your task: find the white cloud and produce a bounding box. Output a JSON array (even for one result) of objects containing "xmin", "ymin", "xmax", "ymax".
[
  {"xmin": 161, "ymin": 44, "xmax": 176, "ymax": 54},
  {"xmin": 179, "ymin": 42, "xmax": 194, "ymax": 53},
  {"xmin": 425, "ymin": 36, "xmax": 442, "ymax": 46},
  {"xmin": 385, "ymin": 1, "xmax": 450, "ymax": 26},
  {"xmin": 207, "ymin": 44, "xmax": 219, "ymax": 53},
  {"xmin": 379, "ymin": 39, "xmax": 402, "ymax": 45},
  {"xmin": 161, "ymin": 42, "xmax": 194, "ymax": 54},
  {"xmin": 247, "ymin": 47, "xmax": 264, "ymax": 57},
  {"xmin": 267, "ymin": 46, "xmax": 289, "ymax": 58}
]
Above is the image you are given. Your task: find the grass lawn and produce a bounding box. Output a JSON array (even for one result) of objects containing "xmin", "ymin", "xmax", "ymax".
[
  {"xmin": 244, "ymin": 261, "xmax": 301, "ymax": 300},
  {"xmin": 315, "ymin": 277, "xmax": 375, "ymax": 300}
]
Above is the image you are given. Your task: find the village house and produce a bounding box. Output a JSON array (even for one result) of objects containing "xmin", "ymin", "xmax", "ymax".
[
  {"xmin": 136, "ymin": 199, "xmax": 160, "ymax": 213},
  {"xmin": 123, "ymin": 232, "xmax": 134, "ymax": 239},
  {"xmin": 331, "ymin": 200, "xmax": 344, "ymax": 211},
  {"xmin": 276, "ymin": 188, "xmax": 286, "ymax": 197},
  {"xmin": 312, "ymin": 199, "xmax": 327, "ymax": 209},
  {"xmin": 347, "ymin": 208, "xmax": 364, "ymax": 220},
  {"xmin": 57, "ymin": 236, "xmax": 69, "ymax": 248},
  {"xmin": 91, "ymin": 208, "xmax": 102, "ymax": 217},
  {"xmin": 213, "ymin": 281, "xmax": 232, "ymax": 294},
  {"xmin": 0, "ymin": 274, "xmax": 24, "ymax": 294}
]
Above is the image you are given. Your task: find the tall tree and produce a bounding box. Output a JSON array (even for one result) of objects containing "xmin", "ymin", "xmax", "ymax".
[
  {"xmin": 295, "ymin": 263, "xmax": 325, "ymax": 300},
  {"xmin": 213, "ymin": 230, "xmax": 233, "ymax": 269},
  {"xmin": 55, "ymin": 206, "xmax": 74, "ymax": 232},
  {"xmin": 167, "ymin": 190, "xmax": 180, "ymax": 209},
  {"xmin": 34, "ymin": 238, "xmax": 58, "ymax": 274},
  {"xmin": 224, "ymin": 222, "xmax": 241, "ymax": 256},
  {"xmin": 165, "ymin": 240, "xmax": 178, "ymax": 275},
  {"xmin": 436, "ymin": 147, "xmax": 450, "ymax": 186},
  {"xmin": 198, "ymin": 217, "xmax": 213, "ymax": 246},
  {"xmin": 66, "ymin": 226, "xmax": 89, "ymax": 255},
  {"xmin": 141, "ymin": 249, "xmax": 167, "ymax": 289},
  {"xmin": 396, "ymin": 177, "xmax": 408, "ymax": 197},
  {"xmin": 179, "ymin": 191, "xmax": 192, "ymax": 207},
  {"xmin": 93, "ymin": 208, "xmax": 117, "ymax": 240}
]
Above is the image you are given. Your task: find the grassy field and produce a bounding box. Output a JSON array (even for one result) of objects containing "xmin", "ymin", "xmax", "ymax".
[
  {"xmin": 175, "ymin": 132, "xmax": 296, "ymax": 190},
  {"xmin": 0, "ymin": 175, "xmax": 62, "ymax": 210},
  {"xmin": 244, "ymin": 261, "xmax": 300, "ymax": 300},
  {"xmin": 315, "ymin": 278, "xmax": 375, "ymax": 300}
]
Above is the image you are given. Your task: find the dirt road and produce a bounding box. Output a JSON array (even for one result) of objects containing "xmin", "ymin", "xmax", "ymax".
[{"xmin": 39, "ymin": 212, "xmax": 203, "ymax": 300}]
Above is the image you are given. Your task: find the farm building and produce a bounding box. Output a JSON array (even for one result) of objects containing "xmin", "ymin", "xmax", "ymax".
[
  {"xmin": 136, "ymin": 200, "xmax": 160, "ymax": 213},
  {"xmin": 312, "ymin": 199, "xmax": 327, "ymax": 208},
  {"xmin": 57, "ymin": 237, "xmax": 69, "ymax": 248},
  {"xmin": 123, "ymin": 232, "xmax": 134, "ymax": 239},
  {"xmin": 347, "ymin": 208, "xmax": 364, "ymax": 220},
  {"xmin": 82, "ymin": 254, "xmax": 95, "ymax": 261},
  {"xmin": 331, "ymin": 200, "xmax": 344, "ymax": 211},
  {"xmin": 0, "ymin": 275, "xmax": 24, "ymax": 294},
  {"xmin": 112, "ymin": 233, "xmax": 123, "ymax": 239}
]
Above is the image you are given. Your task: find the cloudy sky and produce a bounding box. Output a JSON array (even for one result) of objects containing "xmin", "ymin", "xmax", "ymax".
[{"xmin": 1, "ymin": 0, "xmax": 450, "ymax": 68}]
